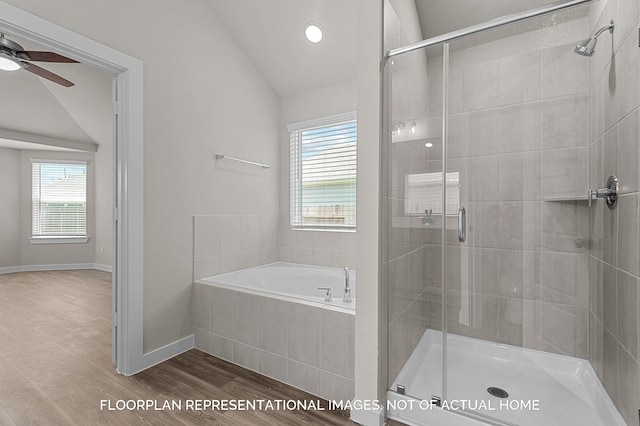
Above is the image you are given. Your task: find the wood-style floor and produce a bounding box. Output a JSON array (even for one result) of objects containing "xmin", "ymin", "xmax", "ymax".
[{"xmin": 0, "ymin": 270, "xmax": 354, "ymax": 425}]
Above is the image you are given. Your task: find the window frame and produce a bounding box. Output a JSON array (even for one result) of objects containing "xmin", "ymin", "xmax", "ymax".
[
  {"xmin": 287, "ymin": 111, "xmax": 357, "ymax": 231},
  {"xmin": 31, "ymin": 159, "xmax": 88, "ymax": 241}
]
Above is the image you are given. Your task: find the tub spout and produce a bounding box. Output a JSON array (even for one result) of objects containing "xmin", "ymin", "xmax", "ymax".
[{"xmin": 343, "ymin": 267, "xmax": 352, "ymax": 303}]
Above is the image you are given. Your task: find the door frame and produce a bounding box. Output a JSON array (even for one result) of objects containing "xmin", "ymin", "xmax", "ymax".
[{"xmin": 0, "ymin": 1, "xmax": 145, "ymax": 375}]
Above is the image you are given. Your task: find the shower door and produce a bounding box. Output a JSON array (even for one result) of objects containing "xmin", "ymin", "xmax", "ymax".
[{"xmin": 443, "ymin": 8, "xmax": 592, "ymax": 425}]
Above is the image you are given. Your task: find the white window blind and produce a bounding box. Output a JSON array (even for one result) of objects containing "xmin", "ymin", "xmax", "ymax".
[
  {"xmin": 32, "ymin": 161, "xmax": 87, "ymax": 237},
  {"xmin": 289, "ymin": 112, "xmax": 357, "ymax": 229}
]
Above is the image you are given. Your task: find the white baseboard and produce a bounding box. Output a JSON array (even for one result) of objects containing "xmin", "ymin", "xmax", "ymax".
[
  {"xmin": 351, "ymin": 403, "xmax": 385, "ymax": 426},
  {"xmin": 130, "ymin": 334, "xmax": 195, "ymax": 374},
  {"xmin": 0, "ymin": 266, "xmax": 21, "ymax": 274},
  {"xmin": 0, "ymin": 263, "xmax": 113, "ymax": 274},
  {"xmin": 94, "ymin": 263, "xmax": 113, "ymax": 272}
]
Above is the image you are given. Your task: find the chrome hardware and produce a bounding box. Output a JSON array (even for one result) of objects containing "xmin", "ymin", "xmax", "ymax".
[
  {"xmin": 396, "ymin": 385, "xmax": 406, "ymax": 395},
  {"xmin": 317, "ymin": 287, "xmax": 332, "ymax": 302},
  {"xmin": 422, "ymin": 209, "xmax": 433, "ymax": 226},
  {"xmin": 457, "ymin": 207, "xmax": 466, "ymax": 243},
  {"xmin": 588, "ymin": 175, "xmax": 619, "ymax": 209},
  {"xmin": 343, "ymin": 267, "xmax": 352, "ymax": 303},
  {"xmin": 431, "ymin": 395, "xmax": 442, "ymax": 407}
]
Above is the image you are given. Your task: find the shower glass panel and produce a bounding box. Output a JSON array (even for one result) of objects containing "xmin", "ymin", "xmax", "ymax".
[
  {"xmin": 444, "ymin": 6, "xmax": 594, "ymax": 425},
  {"xmin": 383, "ymin": 2, "xmax": 627, "ymax": 425},
  {"xmin": 383, "ymin": 37, "xmax": 445, "ymax": 403}
]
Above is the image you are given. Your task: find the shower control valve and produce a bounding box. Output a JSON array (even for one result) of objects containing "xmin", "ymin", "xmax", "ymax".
[{"xmin": 588, "ymin": 175, "xmax": 619, "ymax": 209}]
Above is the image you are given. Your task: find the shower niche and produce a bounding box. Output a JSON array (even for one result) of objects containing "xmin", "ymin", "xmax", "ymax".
[{"xmin": 382, "ymin": 1, "xmax": 627, "ymax": 425}]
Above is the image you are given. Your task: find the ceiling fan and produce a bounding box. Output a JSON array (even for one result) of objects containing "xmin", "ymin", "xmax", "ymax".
[{"xmin": 0, "ymin": 34, "xmax": 78, "ymax": 87}]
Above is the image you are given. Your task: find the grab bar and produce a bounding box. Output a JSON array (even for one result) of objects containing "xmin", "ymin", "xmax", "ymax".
[
  {"xmin": 215, "ymin": 154, "xmax": 270, "ymax": 169},
  {"xmin": 458, "ymin": 207, "xmax": 466, "ymax": 243}
]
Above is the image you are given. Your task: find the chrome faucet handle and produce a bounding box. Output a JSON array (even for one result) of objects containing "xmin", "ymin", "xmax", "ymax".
[{"xmin": 317, "ymin": 287, "xmax": 332, "ymax": 302}]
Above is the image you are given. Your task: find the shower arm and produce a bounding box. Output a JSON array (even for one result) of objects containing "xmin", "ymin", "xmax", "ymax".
[{"xmin": 593, "ymin": 21, "xmax": 615, "ymax": 38}]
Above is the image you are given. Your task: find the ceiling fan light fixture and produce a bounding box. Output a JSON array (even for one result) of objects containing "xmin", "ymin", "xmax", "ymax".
[
  {"xmin": 305, "ymin": 24, "xmax": 323, "ymax": 43},
  {"xmin": 0, "ymin": 53, "xmax": 21, "ymax": 71}
]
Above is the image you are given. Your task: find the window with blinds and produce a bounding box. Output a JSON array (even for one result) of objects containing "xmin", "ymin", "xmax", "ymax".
[
  {"xmin": 288, "ymin": 112, "xmax": 357, "ymax": 229},
  {"xmin": 32, "ymin": 161, "xmax": 87, "ymax": 237}
]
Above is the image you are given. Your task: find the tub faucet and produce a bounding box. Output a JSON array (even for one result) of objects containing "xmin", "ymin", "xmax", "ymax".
[{"xmin": 343, "ymin": 267, "xmax": 352, "ymax": 303}]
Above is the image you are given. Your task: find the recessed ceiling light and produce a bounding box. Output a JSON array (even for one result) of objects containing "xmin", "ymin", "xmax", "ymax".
[
  {"xmin": 0, "ymin": 53, "xmax": 21, "ymax": 71},
  {"xmin": 425, "ymin": 142, "xmax": 433, "ymax": 148},
  {"xmin": 305, "ymin": 24, "xmax": 323, "ymax": 43}
]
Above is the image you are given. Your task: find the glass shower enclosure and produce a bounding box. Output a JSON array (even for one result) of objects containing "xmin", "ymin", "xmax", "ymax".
[{"xmin": 383, "ymin": 0, "xmax": 626, "ymax": 425}]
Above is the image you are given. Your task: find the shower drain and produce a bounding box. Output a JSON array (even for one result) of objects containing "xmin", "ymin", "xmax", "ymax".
[{"xmin": 487, "ymin": 387, "xmax": 509, "ymax": 398}]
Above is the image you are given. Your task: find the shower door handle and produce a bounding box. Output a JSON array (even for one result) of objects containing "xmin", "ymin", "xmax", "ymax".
[{"xmin": 458, "ymin": 207, "xmax": 466, "ymax": 243}]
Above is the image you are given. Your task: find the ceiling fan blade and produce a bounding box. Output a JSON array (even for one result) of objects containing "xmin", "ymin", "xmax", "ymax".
[
  {"xmin": 21, "ymin": 51, "xmax": 78, "ymax": 63},
  {"xmin": 23, "ymin": 63, "xmax": 74, "ymax": 87}
]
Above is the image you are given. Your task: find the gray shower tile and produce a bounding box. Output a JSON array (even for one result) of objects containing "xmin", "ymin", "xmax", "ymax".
[
  {"xmin": 617, "ymin": 343, "xmax": 640, "ymax": 425},
  {"xmin": 498, "ymin": 102, "xmax": 541, "ymax": 153},
  {"xmin": 540, "ymin": 201, "xmax": 590, "ymax": 253},
  {"xmin": 462, "ymin": 59, "xmax": 500, "ymax": 111},
  {"xmin": 589, "ymin": 137, "xmax": 603, "ymax": 194},
  {"xmin": 446, "ymin": 291, "xmax": 498, "ymax": 342},
  {"xmin": 498, "ymin": 201, "xmax": 541, "ymax": 251},
  {"xmin": 602, "ymin": 262, "xmax": 618, "ymax": 336},
  {"xmin": 541, "ymin": 147, "xmax": 588, "ymax": 199},
  {"xmin": 589, "ymin": 313, "xmax": 604, "ymax": 380},
  {"xmin": 616, "ymin": 110, "xmax": 639, "ymax": 194},
  {"xmin": 469, "ymin": 155, "xmax": 499, "ymax": 202},
  {"xmin": 541, "ymin": 94, "xmax": 589, "ymax": 150},
  {"xmin": 498, "ymin": 297, "xmax": 524, "ymax": 346},
  {"xmin": 617, "ymin": 270, "xmax": 638, "ymax": 359},
  {"xmin": 470, "ymin": 109, "xmax": 500, "ymax": 156},
  {"xmin": 602, "ymin": 328, "xmax": 618, "ymax": 406},
  {"xmin": 589, "ymin": 256, "xmax": 604, "ymax": 321},
  {"xmin": 541, "ymin": 42, "xmax": 590, "ymax": 99},
  {"xmin": 468, "ymin": 202, "xmax": 500, "ymax": 249},
  {"xmin": 616, "ymin": 194, "xmax": 639, "ymax": 276},
  {"xmin": 540, "ymin": 251, "xmax": 589, "ymax": 308},
  {"xmin": 616, "ymin": 33, "xmax": 640, "ymax": 123},
  {"xmin": 499, "ymin": 249, "xmax": 540, "ymax": 300},
  {"xmin": 498, "ymin": 152, "xmax": 541, "ymax": 201},
  {"xmin": 538, "ymin": 302, "xmax": 587, "ymax": 358},
  {"xmin": 498, "ymin": 50, "xmax": 541, "ymax": 105}
]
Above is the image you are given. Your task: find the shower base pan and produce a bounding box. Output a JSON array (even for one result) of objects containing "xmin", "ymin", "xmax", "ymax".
[{"xmin": 388, "ymin": 330, "xmax": 625, "ymax": 426}]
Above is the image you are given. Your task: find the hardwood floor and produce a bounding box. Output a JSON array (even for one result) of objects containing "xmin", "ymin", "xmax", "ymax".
[{"xmin": 0, "ymin": 270, "xmax": 354, "ymax": 425}]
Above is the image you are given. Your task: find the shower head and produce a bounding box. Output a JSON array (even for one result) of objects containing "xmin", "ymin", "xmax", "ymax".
[{"xmin": 574, "ymin": 20, "xmax": 614, "ymax": 57}]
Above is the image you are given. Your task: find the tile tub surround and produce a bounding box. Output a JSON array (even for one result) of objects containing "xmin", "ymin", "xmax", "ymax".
[
  {"xmin": 192, "ymin": 281, "xmax": 355, "ymax": 403},
  {"xmin": 193, "ymin": 214, "xmax": 279, "ymax": 281}
]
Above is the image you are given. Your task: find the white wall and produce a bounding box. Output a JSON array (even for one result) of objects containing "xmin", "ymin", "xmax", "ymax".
[
  {"xmin": 19, "ymin": 150, "xmax": 96, "ymax": 267},
  {"xmin": 0, "ymin": 147, "xmax": 21, "ymax": 268},
  {"xmin": 354, "ymin": 0, "xmax": 384, "ymax": 419},
  {"xmin": 279, "ymin": 79, "xmax": 358, "ymax": 269},
  {"xmin": 2, "ymin": 0, "xmax": 281, "ymax": 352}
]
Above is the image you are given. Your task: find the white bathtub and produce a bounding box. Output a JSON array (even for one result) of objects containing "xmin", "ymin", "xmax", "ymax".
[
  {"xmin": 193, "ymin": 261, "xmax": 356, "ymax": 402},
  {"xmin": 198, "ymin": 261, "xmax": 356, "ymax": 311}
]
